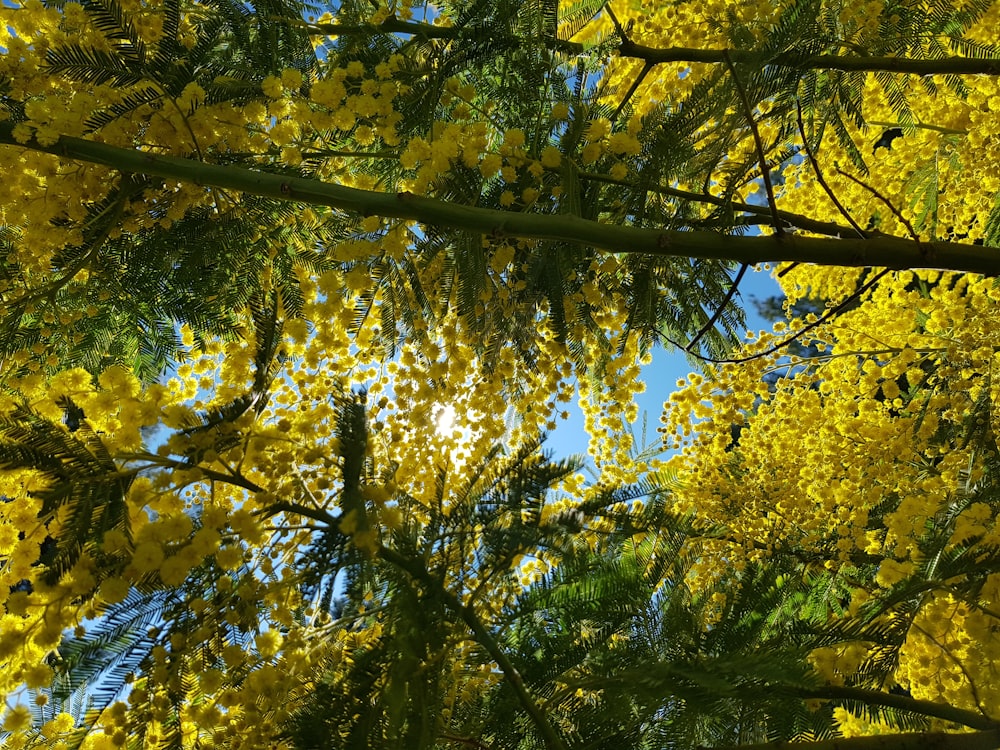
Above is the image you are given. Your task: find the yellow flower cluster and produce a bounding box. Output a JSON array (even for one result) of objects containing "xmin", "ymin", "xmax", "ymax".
[
  {"xmin": 2, "ymin": 0, "xmax": 1000, "ymax": 744},
  {"xmin": 662, "ymin": 265, "xmax": 1000, "ymax": 718}
]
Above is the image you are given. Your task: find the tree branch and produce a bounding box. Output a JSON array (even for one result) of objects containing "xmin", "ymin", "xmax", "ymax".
[
  {"xmin": 376, "ymin": 544, "xmax": 569, "ymax": 750},
  {"xmin": 796, "ymin": 101, "xmax": 866, "ymax": 238},
  {"xmin": 795, "ymin": 685, "xmax": 1000, "ymax": 730},
  {"xmin": 301, "ymin": 15, "xmax": 1000, "ymax": 76},
  {"xmin": 724, "ymin": 52, "xmax": 782, "ymax": 236},
  {"xmin": 664, "ymin": 269, "xmax": 891, "ymax": 364},
  {"xmin": 5, "ymin": 126, "xmax": 999, "ymax": 275},
  {"xmin": 301, "ymin": 16, "xmax": 582, "ymax": 54},
  {"xmin": 575, "ymin": 169, "xmax": 877, "ymax": 239},
  {"xmin": 258, "ymin": 500, "xmax": 339, "ymax": 526},
  {"xmin": 836, "ymin": 169, "xmax": 920, "ymax": 240},
  {"xmin": 685, "ymin": 262, "xmax": 748, "ymax": 353},
  {"xmin": 706, "ymin": 729, "xmax": 1000, "ymax": 750},
  {"xmin": 617, "ymin": 42, "xmax": 1000, "ymax": 76}
]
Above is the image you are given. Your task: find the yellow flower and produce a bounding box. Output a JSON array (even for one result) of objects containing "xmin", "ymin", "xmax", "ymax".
[
  {"xmin": 11, "ymin": 123, "xmax": 35, "ymax": 143},
  {"xmin": 503, "ymin": 129, "xmax": 526, "ymax": 149},
  {"xmin": 49, "ymin": 367, "xmax": 92, "ymax": 396},
  {"xmin": 159, "ymin": 554, "xmax": 194, "ymax": 586},
  {"xmin": 608, "ymin": 132, "xmax": 641, "ymax": 156},
  {"xmin": 22, "ymin": 662, "xmax": 53, "ymax": 689},
  {"xmin": 491, "ymin": 244, "xmax": 515, "ymax": 272},
  {"xmin": 479, "ymin": 153, "xmax": 502, "ymax": 178},
  {"xmin": 875, "ymin": 558, "xmax": 914, "ymax": 588},
  {"xmin": 584, "ymin": 118, "xmax": 610, "ymax": 142},
  {"xmin": 280, "ymin": 67, "xmax": 303, "ymax": 89},
  {"xmin": 540, "ymin": 145, "xmax": 561, "ymax": 168},
  {"xmin": 98, "ymin": 365, "xmax": 139, "ymax": 397},
  {"xmin": 3, "ymin": 705, "xmax": 32, "ymax": 732},
  {"xmin": 261, "ymin": 75, "xmax": 283, "ymax": 98},
  {"xmin": 215, "ymin": 546, "xmax": 243, "ymax": 570},
  {"xmin": 190, "ymin": 527, "xmax": 221, "ymax": 557},
  {"xmin": 255, "ymin": 630, "xmax": 283, "ymax": 658},
  {"xmin": 5, "ymin": 590, "xmax": 31, "ymax": 616},
  {"xmin": 99, "ymin": 577, "xmax": 130, "ymax": 604},
  {"xmin": 41, "ymin": 712, "xmax": 74, "ymax": 738},
  {"xmin": 131, "ymin": 541, "xmax": 164, "ymax": 574},
  {"xmin": 581, "ymin": 142, "xmax": 602, "ymax": 164}
]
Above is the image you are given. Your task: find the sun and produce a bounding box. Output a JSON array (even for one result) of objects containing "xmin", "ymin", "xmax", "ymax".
[{"xmin": 434, "ymin": 403, "xmax": 457, "ymax": 438}]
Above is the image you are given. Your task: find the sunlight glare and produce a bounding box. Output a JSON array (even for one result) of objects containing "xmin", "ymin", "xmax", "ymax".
[{"xmin": 434, "ymin": 403, "xmax": 457, "ymax": 437}]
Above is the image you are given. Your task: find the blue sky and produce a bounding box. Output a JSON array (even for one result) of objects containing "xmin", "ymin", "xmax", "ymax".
[{"xmin": 545, "ymin": 266, "xmax": 782, "ymax": 461}]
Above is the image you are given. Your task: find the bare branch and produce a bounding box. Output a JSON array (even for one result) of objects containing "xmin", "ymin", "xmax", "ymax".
[
  {"xmin": 664, "ymin": 269, "xmax": 891, "ymax": 364},
  {"xmin": 796, "ymin": 102, "xmax": 867, "ymax": 238},
  {"xmin": 724, "ymin": 52, "xmax": 782, "ymax": 236},
  {"xmin": 685, "ymin": 263, "xmax": 748, "ymax": 353},
  {"xmin": 836, "ymin": 168, "xmax": 920, "ymax": 241}
]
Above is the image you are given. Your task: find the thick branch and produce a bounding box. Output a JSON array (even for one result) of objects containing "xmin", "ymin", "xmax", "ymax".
[
  {"xmin": 618, "ymin": 41, "xmax": 1000, "ymax": 76},
  {"xmin": 306, "ymin": 15, "xmax": 1000, "ymax": 77},
  {"xmin": 4, "ymin": 127, "xmax": 999, "ymax": 275},
  {"xmin": 796, "ymin": 685, "xmax": 999, "ymax": 730},
  {"xmin": 707, "ymin": 729, "xmax": 1000, "ymax": 750}
]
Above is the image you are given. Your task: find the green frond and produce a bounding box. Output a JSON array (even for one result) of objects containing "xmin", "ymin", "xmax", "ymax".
[
  {"xmin": 983, "ymin": 192, "xmax": 1000, "ymax": 248},
  {"xmin": 49, "ymin": 587, "xmax": 169, "ymax": 709},
  {"xmin": 78, "ymin": 0, "xmax": 147, "ymax": 64},
  {"xmin": 44, "ymin": 44, "xmax": 145, "ymax": 87},
  {"xmin": 0, "ymin": 406, "xmax": 133, "ymax": 584},
  {"xmin": 556, "ymin": 0, "xmax": 605, "ymax": 41}
]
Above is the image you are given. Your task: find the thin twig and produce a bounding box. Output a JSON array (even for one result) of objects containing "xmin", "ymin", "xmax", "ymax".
[
  {"xmin": 663, "ymin": 269, "xmax": 890, "ymax": 364},
  {"xmin": 294, "ymin": 14, "xmax": 1000, "ymax": 75},
  {"xmin": 724, "ymin": 52, "xmax": 782, "ymax": 236},
  {"xmin": 257, "ymin": 500, "xmax": 338, "ymax": 526},
  {"xmin": 939, "ymin": 584, "xmax": 1000, "ymax": 623},
  {"xmin": 910, "ymin": 616, "xmax": 990, "ymax": 720},
  {"xmin": 796, "ymin": 101, "xmax": 866, "ymax": 238},
  {"xmin": 604, "ymin": 3, "xmax": 628, "ymax": 38},
  {"xmin": 573, "ymin": 168, "xmax": 885, "ymax": 239},
  {"xmin": 602, "ymin": 3, "xmax": 651, "ymax": 122},
  {"xmin": 795, "ymin": 684, "xmax": 999, "ymax": 731},
  {"xmin": 836, "ymin": 168, "xmax": 920, "ymax": 240},
  {"xmin": 869, "ymin": 120, "xmax": 967, "ymax": 136},
  {"xmin": 685, "ymin": 263, "xmax": 748, "ymax": 352},
  {"xmin": 780, "ymin": 101, "xmax": 868, "ymax": 279},
  {"xmin": 777, "ymin": 263, "xmax": 798, "ymax": 278},
  {"xmin": 611, "ymin": 61, "xmax": 653, "ymax": 122},
  {"xmin": 376, "ymin": 545, "xmax": 570, "ymax": 750}
]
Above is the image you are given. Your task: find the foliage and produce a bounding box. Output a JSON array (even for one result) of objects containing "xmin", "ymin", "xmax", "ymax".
[{"xmin": 2, "ymin": 0, "xmax": 1000, "ymax": 749}]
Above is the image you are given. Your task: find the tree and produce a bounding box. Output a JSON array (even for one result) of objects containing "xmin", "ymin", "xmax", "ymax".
[{"xmin": 3, "ymin": 0, "xmax": 1000, "ymax": 748}]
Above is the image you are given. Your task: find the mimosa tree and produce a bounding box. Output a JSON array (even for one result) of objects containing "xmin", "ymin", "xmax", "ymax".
[{"xmin": 2, "ymin": 0, "xmax": 1000, "ymax": 748}]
